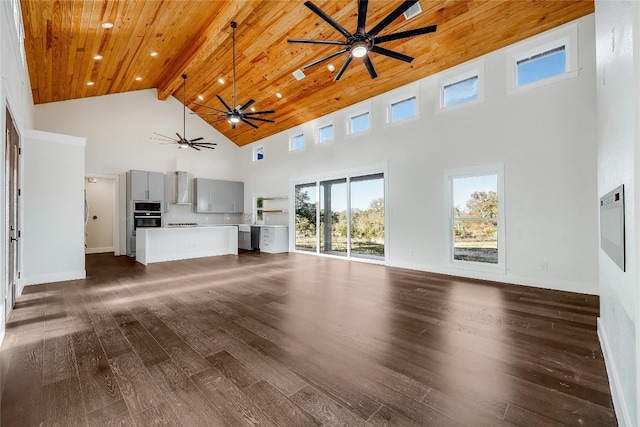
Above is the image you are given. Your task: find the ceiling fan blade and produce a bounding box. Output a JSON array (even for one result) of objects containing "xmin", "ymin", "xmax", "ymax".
[
  {"xmin": 357, "ymin": 0, "xmax": 368, "ymax": 34},
  {"xmin": 374, "ymin": 25, "xmax": 438, "ymax": 44},
  {"xmin": 362, "ymin": 55, "xmax": 378, "ymax": 79},
  {"xmin": 368, "ymin": 0, "xmax": 418, "ymax": 36},
  {"xmin": 245, "ymin": 110, "xmax": 276, "ymax": 115},
  {"xmin": 370, "ymin": 45, "xmax": 414, "ymax": 63},
  {"xmin": 190, "ymin": 145, "xmax": 201, "ymax": 151},
  {"xmin": 334, "ymin": 55, "xmax": 353, "ymax": 81},
  {"xmin": 207, "ymin": 119, "xmax": 227, "ymax": 124},
  {"xmin": 189, "ymin": 137, "xmax": 204, "ymax": 142},
  {"xmin": 246, "ymin": 117, "xmax": 275, "ymax": 123},
  {"xmin": 193, "ymin": 102, "xmax": 228, "ymax": 113},
  {"xmin": 216, "ymin": 95, "xmax": 233, "ymax": 112},
  {"xmin": 302, "ymin": 48, "xmax": 349, "ymax": 69},
  {"xmin": 153, "ymin": 132, "xmax": 178, "ymax": 141},
  {"xmin": 176, "ymin": 133, "xmax": 185, "ymax": 141},
  {"xmin": 239, "ymin": 99, "xmax": 255, "ymax": 112},
  {"xmin": 157, "ymin": 142, "xmax": 179, "ymax": 145},
  {"xmin": 193, "ymin": 142, "xmax": 217, "ymax": 145},
  {"xmin": 241, "ymin": 118, "xmax": 259, "ymax": 129},
  {"xmin": 303, "ymin": 1, "xmax": 352, "ymax": 38},
  {"xmin": 150, "ymin": 136, "xmax": 177, "ymax": 142},
  {"xmin": 287, "ymin": 39, "xmax": 347, "ymax": 46},
  {"xmin": 193, "ymin": 144, "xmax": 216, "ymax": 149}
]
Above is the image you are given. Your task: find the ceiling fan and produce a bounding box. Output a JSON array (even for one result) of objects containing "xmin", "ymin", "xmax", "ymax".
[
  {"xmin": 151, "ymin": 74, "xmax": 217, "ymax": 150},
  {"xmin": 288, "ymin": 0, "xmax": 437, "ymax": 81},
  {"xmin": 194, "ymin": 22, "xmax": 276, "ymax": 129}
]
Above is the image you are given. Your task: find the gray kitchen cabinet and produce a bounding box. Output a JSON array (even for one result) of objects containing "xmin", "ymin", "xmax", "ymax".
[
  {"xmin": 194, "ymin": 178, "xmax": 244, "ymax": 213},
  {"xmin": 195, "ymin": 178, "xmax": 212, "ymax": 212},
  {"xmin": 129, "ymin": 170, "xmax": 165, "ymax": 201},
  {"xmin": 231, "ymin": 181, "xmax": 244, "ymax": 213}
]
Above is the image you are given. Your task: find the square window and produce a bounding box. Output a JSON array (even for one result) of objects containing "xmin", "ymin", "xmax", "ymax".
[
  {"xmin": 516, "ymin": 45, "xmax": 566, "ymax": 87},
  {"xmin": 349, "ymin": 112, "xmax": 370, "ymax": 134},
  {"xmin": 390, "ymin": 96, "xmax": 417, "ymax": 123},
  {"xmin": 253, "ymin": 146, "xmax": 264, "ymax": 161},
  {"xmin": 318, "ymin": 124, "xmax": 334, "ymax": 143},
  {"xmin": 290, "ymin": 134, "xmax": 304, "ymax": 151},
  {"xmin": 443, "ymin": 75, "xmax": 479, "ymax": 108}
]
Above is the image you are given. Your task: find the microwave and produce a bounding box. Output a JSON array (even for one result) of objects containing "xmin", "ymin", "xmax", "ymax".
[{"xmin": 133, "ymin": 201, "xmax": 162, "ymax": 213}]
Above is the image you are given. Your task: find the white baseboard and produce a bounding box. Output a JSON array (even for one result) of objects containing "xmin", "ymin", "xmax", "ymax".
[
  {"xmin": 387, "ymin": 260, "xmax": 599, "ymax": 295},
  {"xmin": 598, "ymin": 318, "xmax": 632, "ymax": 427},
  {"xmin": 85, "ymin": 246, "xmax": 114, "ymax": 254},
  {"xmin": 23, "ymin": 270, "xmax": 86, "ymax": 286}
]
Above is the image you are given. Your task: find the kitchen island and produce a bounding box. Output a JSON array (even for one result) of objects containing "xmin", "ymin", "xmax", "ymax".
[{"xmin": 136, "ymin": 225, "xmax": 238, "ymax": 265}]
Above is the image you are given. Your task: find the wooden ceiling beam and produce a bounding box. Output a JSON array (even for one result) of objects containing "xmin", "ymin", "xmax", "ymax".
[{"xmin": 155, "ymin": 0, "xmax": 246, "ymax": 101}]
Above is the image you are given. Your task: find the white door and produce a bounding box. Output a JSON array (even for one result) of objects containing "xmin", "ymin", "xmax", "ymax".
[{"xmin": 5, "ymin": 107, "xmax": 20, "ymax": 319}]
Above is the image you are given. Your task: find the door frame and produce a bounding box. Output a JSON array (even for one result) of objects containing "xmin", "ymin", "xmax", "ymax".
[
  {"xmin": 4, "ymin": 104, "xmax": 21, "ymax": 320},
  {"xmin": 84, "ymin": 172, "xmax": 120, "ymax": 256}
]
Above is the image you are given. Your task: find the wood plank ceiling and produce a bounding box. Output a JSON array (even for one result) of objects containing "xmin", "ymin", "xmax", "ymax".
[{"xmin": 21, "ymin": 0, "xmax": 594, "ymax": 147}]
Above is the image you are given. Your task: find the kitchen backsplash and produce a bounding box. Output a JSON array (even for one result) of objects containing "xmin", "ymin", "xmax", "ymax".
[{"xmin": 164, "ymin": 204, "xmax": 244, "ymax": 225}]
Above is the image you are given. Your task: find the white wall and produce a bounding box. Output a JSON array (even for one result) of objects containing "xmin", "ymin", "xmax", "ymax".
[
  {"xmin": 33, "ymin": 89, "xmax": 241, "ymax": 181},
  {"xmin": 595, "ymin": 2, "xmax": 639, "ymax": 426},
  {"xmin": 22, "ymin": 130, "xmax": 86, "ymax": 286},
  {"xmin": 85, "ymin": 177, "xmax": 114, "ymax": 253},
  {"xmin": 238, "ymin": 15, "xmax": 599, "ymax": 295},
  {"xmin": 0, "ymin": 0, "xmax": 35, "ymax": 341}
]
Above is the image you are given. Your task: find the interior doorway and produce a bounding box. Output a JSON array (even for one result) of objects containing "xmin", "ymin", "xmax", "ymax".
[
  {"xmin": 5, "ymin": 107, "xmax": 20, "ymax": 320},
  {"xmin": 84, "ymin": 177, "xmax": 116, "ymax": 254}
]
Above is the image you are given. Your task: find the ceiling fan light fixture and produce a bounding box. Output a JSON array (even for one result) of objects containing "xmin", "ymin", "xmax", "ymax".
[
  {"xmin": 179, "ymin": 142, "xmax": 189, "ymax": 149},
  {"xmin": 352, "ymin": 43, "xmax": 369, "ymax": 58},
  {"xmin": 230, "ymin": 115, "xmax": 241, "ymax": 124},
  {"xmin": 101, "ymin": 22, "xmax": 113, "ymax": 29}
]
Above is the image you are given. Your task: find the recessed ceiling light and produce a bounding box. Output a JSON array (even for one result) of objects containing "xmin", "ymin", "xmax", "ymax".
[
  {"xmin": 93, "ymin": 54, "xmax": 103, "ymax": 60},
  {"xmin": 250, "ymin": 107, "xmax": 255, "ymax": 112},
  {"xmin": 150, "ymin": 51, "xmax": 158, "ymax": 57},
  {"xmin": 327, "ymin": 64, "xmax": 335, "ymax": 72},
  {"xmin": 86, "ymin": 81, "xmax": 94, "ymax": 86},
  {"xmin": 218, "ymin": 78, "xmax": 225, "ymax": 84},
  {"xmin": 101, "ymin": 22, "xmax": 113, "ymax": 29},
  {"xmin": 198, "ymin": 95, "xmax": 204, "ymax": 101},
  {"xmin": 135, "ymin": 76, "xmax": 142, "ymax": 81},
  {"xmin": 276, "ymin": 92, "xmax": 283, "ymax": 98}
]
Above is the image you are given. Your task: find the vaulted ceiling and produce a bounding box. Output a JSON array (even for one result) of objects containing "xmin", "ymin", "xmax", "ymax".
[{"xmin": 21, "ymin": 0, "xmax": 594, "ymax": 146}]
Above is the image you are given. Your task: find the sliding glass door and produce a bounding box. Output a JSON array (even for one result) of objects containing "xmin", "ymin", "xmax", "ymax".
[
  {"xmin": 350, "ymin": 173, "xmax": 384, "ymax": 259},
  {"xmin": 295, "ymin": 183, "xmax": 317, "ymax": 252},
  {"xmin": 319, "ymin": 178, "xmax": 347, "ymax": 256},
  {"xmin": 294, "ymin": 170, "xmax": 385, "ymax": 261}
]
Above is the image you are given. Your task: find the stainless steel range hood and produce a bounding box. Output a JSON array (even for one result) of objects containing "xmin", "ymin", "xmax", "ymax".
[{"xmin": 170, "ymin": 171, "xmax": 191, "ymax": 204}]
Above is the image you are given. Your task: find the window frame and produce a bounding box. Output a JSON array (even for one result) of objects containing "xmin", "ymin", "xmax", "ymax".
[
  {"xmin": 255, "ymin": 196, "xmax": 264, "ymax": 224},
  {"xmin": 506, "ymin": 22, "xmax": 578, "ymax": 94},
  {"xmin": 316, "ymin": 122, "xmax": 335, "ymax": 144},
  {"xmin": 345, "ymin": 101, "xmax": 372, "ymax": 136},
  {"xmin": 289, "ymin": 132, "xmax": 305, "ymax": 152},
  {"xmin": 444, "ymin": 162, "xmax": 506, "ymax": 274},
  {"xmin": 437, "ymin": 60, "xmax": 485, "ymax": 111},
  {"xmin": 385, "ymin": 84, "xmax": 420, "ymax": 125},
  {"xmin": 253, "ymin": 146, "xmax": 264, "ymax": 162}
]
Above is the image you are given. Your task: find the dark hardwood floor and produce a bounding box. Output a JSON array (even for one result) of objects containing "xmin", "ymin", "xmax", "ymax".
[{"xmin": 1, "ymin": 252, "xmax": 616, "ymax": 426}]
